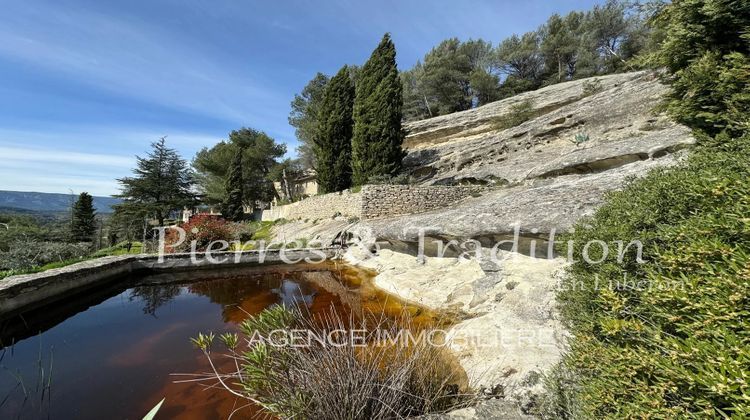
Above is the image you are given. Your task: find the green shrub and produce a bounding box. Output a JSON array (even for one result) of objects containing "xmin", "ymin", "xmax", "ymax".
[
  {"xmin": 493, "ymin": 99, "xmax": 538, "ymax": 130},
  {"xmin": 366, "ymin": 173, "xmax": 412, "ymax": 185},
  {"xmin": 542, "ymin": 132, "xmax": 750, "ymax": 418},
  {"xmin": 655, "ymin": 1, "xmax": 750, "ymax": 137},
  {"xmin": 581, "ymin": 78, "xmax": 603, "ymax": 97},
  {"xmin": 247, "ymin": 221, "xmax": 277, "ymax": 241}
]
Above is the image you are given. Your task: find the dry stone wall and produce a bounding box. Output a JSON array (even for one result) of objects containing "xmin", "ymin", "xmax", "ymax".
[
  {"xmin": 261, "ymin": 189, "xmax": 362, "ymax": 221},
  {"xmin": 262, "ymin": 185, "xmax": 483, "ymax": 222},
  {"xmin": 361, "ymin": 185, "xmax": 483, "ymax": 219}
]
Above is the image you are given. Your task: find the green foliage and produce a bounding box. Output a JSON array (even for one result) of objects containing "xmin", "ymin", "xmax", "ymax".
[
  {"xmin": 268, "ymin": 158, "xmax": 304, "ymax": 202},
  {"xmin": 221, "ymin": 150, "xmax": 245, "ymax": 221},
  {"xmin": 288, "ymin": 72, "xmax": 329, "ymax": 170},
  {"xmin": 366, "ymin": 173, "xmax": 412, "ymax": 185},
  {"xmin": 70, "ymin": 192, "xmax": 97, "ymax": 242},
  {"xmin": 542, "ymin": 5, "xmax": 750, "ymax": 417},
  {"xmin": 656, "ymin": 0, "xmax": 750, "ymax": 136},
  {"xmin": 492, "ymin": 100, "xmax": 538, "ymax": 130},
  {"xmin": 419, "ymin": 39, "xmax": 475, "ymax": 116},
  {"xmin": 541, "ymin": 12, "xmax": 582, "ymax": 83},
  {"xmin": 570, "ymin": 132, "xmax": 591, "ymax": 147},
  {"xmin": 315, "ymin": 65, "xmax": 355, "ymax": 193},
  {"xmin": 400, "ymin": 1, "xmax": 653, "ymax": 122},
  {"xmin": 581, "ymin": 78, "xmax": 603, "ymax": 96},
  {"xmin": 244, "ymin": 220, "xmax": 278, "ymax": 242},
  {"xmin": 497, "ymin": 32, "xmax": 544, "ymax": 87},
  {"xmin": 91, "ymin": 241, "xmax": 143, "ymax": 257},
  {"xmin": 351, "ymin": 34, "xmax": 406, "ymax": 186},
  {"xmin": 544, "ymin": 133, "xmax": 750, "ymax": 418},
  {"xmin": 143, "ymin": 398, "xmax": 165, "ymax": 420},
  {"xmin": 193, "ymin": 128, "xmax": 285, "ymax": 206},
  {"xmin": 116, "ymin": 137, "xmax": 195, "ymax": 226},
  {"xmin": 0, "ymin": 212, "xmax": 69, "ymax": 251}
]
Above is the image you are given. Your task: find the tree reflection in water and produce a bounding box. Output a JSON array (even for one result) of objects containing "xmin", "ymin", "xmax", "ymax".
[
  {"xmin": 128, "ymin": 285, "xmax": 182, "ymax": 317},
  {"xmin": 272, "ymin": 279, "xmax": 315, "ymax": 307}
]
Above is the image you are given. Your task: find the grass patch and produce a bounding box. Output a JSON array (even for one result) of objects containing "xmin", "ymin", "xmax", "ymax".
[
  {"xmin": 91, "ymin": 241, "xmax": 144, "ymax": 257},
  {"xmin": 247, "ymin": 221, "xmax": 277, "ymax": 242}
]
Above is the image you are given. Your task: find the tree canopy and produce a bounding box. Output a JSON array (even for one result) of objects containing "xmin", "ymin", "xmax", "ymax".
[
  {"xmin": 193, "ymin": 128, "xmax": 286, "ymax": 207},
  {"xmin": 221, "ymin": 148, "xmax": 245, "ymax": 221},
  {"xmin": 70, "ymin": 192, "xmax": 96, "ymax": 242},
  {"xmin": 288, "ymin": 73, "xmax": 329, "ymax": 170},
  {"xmin": 116, "ymin": 137, "xmax": 195, "ymax": 226},
  {"xmin": 400, "ymin": 0, "xmax": 655, "ymax": 121},
  {"xmin": 314, "ymin": 65, "xmax": 355, "ymax": 193},
  {"xmin": 351, "ymin": 33, "xmax": 405, "ymax": 185}
]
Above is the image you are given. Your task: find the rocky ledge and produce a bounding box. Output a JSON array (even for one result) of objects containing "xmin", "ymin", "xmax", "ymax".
[
  {"xmin": 369, "ymin": 71, "xmax": 694, "ymax": 242},
  {"xmin": 345, "ymin": 247, "xmax": 566, "ymax": 415}
]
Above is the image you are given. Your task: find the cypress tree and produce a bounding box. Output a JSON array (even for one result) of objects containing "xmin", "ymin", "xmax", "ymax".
[
  {"xmin": 71, "ymin": 192, "xmax": 96, "ymax": 242},
  {"xmin": 315, "ymin": 65, "xmax": 355, "ymax": 193},
  {"xmin": 222, "ymin": 149, "xmax": 245, "ymax": 221},
  {"xmin": 351, "ymin": 33, "xmax": 405, "ymax": 186}
]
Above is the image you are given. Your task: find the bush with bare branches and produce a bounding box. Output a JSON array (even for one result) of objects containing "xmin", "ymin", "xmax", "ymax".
[{"xmin": 186, "ymin": 305, "xmax": 473, "ymax": 419}]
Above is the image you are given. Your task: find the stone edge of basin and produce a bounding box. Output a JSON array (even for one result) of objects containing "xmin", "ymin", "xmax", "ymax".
[{"xmin": 0, "ymin": 248, "xmax": 340, "ymax": 316}]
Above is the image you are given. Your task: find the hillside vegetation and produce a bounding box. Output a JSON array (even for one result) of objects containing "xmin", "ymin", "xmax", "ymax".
[{"xmin": 542, "ymin": 1, "xmax": 750, "ymax": 418}]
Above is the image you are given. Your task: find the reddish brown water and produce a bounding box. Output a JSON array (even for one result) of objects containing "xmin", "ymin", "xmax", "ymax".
[{"xmin": 0, "ymin": 262, "xmax": 439, "ymax": 420}]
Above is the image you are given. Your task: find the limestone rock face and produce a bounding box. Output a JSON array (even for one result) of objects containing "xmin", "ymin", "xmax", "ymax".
[
  {"xmin": 403, "ymin": 71, "xmax": 693, "ymax": 186},
  {"xmin": 365, "ymin": 71, "xmax": 694, "ymax": 241},
  {"xmin": 345, "ymin": 247, "xmax": 567, "ymax": 413}
]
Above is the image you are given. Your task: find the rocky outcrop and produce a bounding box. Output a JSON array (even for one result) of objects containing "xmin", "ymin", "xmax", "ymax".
[
  {"xmin": 345, "ymin": 247, "xmax": 567, "ymax": 414},
  {"xmin": 403, "ymin": 71, "xmax": 693, "ymax": 187},
  {"xmin": 267, "ymin": 72, "xmax": 695, "ymax": 417},
  {"xmin": 366, "ymin": 71, "xmax": 694, "ymax": 242}
]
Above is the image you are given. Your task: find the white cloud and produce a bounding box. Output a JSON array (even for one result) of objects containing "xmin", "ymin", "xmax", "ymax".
[{"xmin": 0, "ymin": 146, "xmax": 134, "ymax": 168}]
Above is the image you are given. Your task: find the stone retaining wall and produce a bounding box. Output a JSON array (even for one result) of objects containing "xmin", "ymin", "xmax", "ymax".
[
  {"xmin": 361, "ymin": 185, "xmax": 483, "ymax": 219},
  {"xmin": 262, "ymin": 189, "xmax": 362, "ymax": 221},
  {"xmin": 0, "ymin": 249, "xmax": 339, "ymax": 317},
  {"xmin": 261, "ymin": 185, "xmax": 484, "ymax": 222}
]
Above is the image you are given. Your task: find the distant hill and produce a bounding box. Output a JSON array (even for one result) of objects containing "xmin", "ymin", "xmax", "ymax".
[{"xmin": 0, "ymin": 191, "xmax": 121, "ymax": 213}]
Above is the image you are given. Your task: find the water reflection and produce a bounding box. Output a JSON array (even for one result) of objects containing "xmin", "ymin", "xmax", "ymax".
[
  {"xmin": 0, "ymin": 263, "xmax": 428, "ymax": 420},
  {"xmin": 129, "ymin": 284, "xmax": 182, "ymax": 317},
  {"xmin": 272, "ymin": 279, "xmax": 315, "ymax": 307}
]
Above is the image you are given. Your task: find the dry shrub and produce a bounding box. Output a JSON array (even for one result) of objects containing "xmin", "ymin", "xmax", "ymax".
[{"xmin": 187, "ymin": 305, "xmax": 474, "ymax": 419}]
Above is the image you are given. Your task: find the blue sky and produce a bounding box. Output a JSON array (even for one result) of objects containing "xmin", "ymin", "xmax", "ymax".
[{"xmin": 0, "ymin": 0, "xmax": 602, "ymax": 196}]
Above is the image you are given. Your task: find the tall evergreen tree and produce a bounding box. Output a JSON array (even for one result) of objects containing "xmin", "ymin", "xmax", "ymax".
[
  {"xmin": 117, "ymin": 137, "xmax": 195, "ymax": 226},
  {"xmin": 222, "ymin": 149, "xmax": 245, "ymax": 221},
  {"xmin": 315, "ymin": 65, "xmax": 355, "ymax": 193},
  {"xmin": 70, "ymin": 192, "xmax": 96, "ymax": 242},
  {"xmin": 289, "ymin": 73, "xmax": 329, "ymax": 170},
  {"xmin": 351, "ymin": 33, "xmax": 405, "ymax": 186}
]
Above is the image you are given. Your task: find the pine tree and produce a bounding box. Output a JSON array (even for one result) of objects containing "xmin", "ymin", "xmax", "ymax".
[
  {"xmin": 117, "ymin": 137, "xmax": 195, "ymax": 226},
  {"xmin": 315, "ymin": 65, "xmax": 355, "ymax": 193},
  {"xmin": 70, "ymin": 192, "xmax": 96, "ymax": 242},
  {"xmin": 351, "ymin": 33, "xmax": 405, "ymax": 186},
  {"xmin": 222, "ymin": 149, "xmax": 245, "ymax": 221}
]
